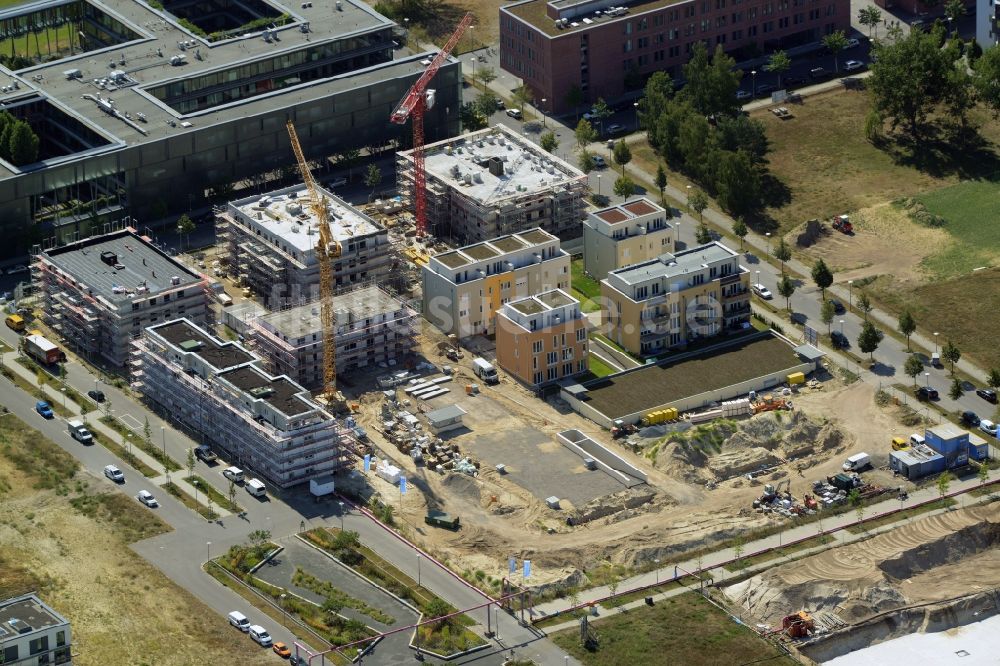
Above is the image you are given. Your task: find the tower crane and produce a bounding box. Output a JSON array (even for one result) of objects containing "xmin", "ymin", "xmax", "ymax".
[
  {"xmin": 390, "ymin": 12, "xmax": 473, "ymax": 238},
  {"xmin": 286, "ymin": 120, "xmax": 341, "ymax": 402}
]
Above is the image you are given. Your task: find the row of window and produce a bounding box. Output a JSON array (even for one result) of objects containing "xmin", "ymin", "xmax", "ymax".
[{"xmin": 532, "ymin": 359, "xmax": 587, "ymax": 385}]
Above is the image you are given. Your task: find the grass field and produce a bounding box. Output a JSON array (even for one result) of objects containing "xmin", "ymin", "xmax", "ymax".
[
  {"xmin": 571, "ymin": 258, "xmax": 603, "ymax": 313},
  {"xmin": 914, "ymin": 181, "xmax": 1000, "ymax": 279},
  {"xmin": 587, "ymin": 354, "xmax": 618, "ymax": 378},
  {"xmin": 0, "ymin": 416, "xmax": 273, "ymax": 666},
  {"xmin": 551, "ymin": 592, "xmax": 797, "ymax": 666}
]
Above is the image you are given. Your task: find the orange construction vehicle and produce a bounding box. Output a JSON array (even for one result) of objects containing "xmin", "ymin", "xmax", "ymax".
[{"xmin": 781, "ymin": 611, "xmax": 815, "ymax": 638}]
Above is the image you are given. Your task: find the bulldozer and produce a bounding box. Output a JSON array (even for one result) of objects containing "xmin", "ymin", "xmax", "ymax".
[{"xmin": 781, "ymin": 611, "xmax": 815, "ymax": 638}]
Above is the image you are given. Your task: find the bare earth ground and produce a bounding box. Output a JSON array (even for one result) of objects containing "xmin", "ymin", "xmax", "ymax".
[
  {"xmin": 353, "ymin": 323, "xmax": 908, "ymax": 590},
  {"xmin": 725, "ymin": 503, "xmax": 1000, "ymax": 627},
  {"xmin": 0, "ymin": 455, "xmax": 272, "ymax": 665}
]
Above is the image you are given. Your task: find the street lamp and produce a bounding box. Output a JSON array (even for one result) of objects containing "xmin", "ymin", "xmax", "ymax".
[
  {"xmin": 848, "ymin": 279, "xmax": 854, "ymax": 309},
  {"xmin": 192, "ymin": 479, "xmax": 199, "ymax": 503},
  {"xmin": 755, "ymin": 270, "xmax": 760, "ymax": 288},
  {"xmin": 280, "ymin": 593, "xmax": 288, "ymax": 627},
  {"xmin": 934, "ymin": 332, "xmax": 939, "ymax": 353},
  {"xmin": 161, "ymin": 426, "xmax": 169, "ymax": 483},
  {"xmin": 470, "ymin": 56, "xmax": 476, "ymax": 86},
  {"xmin": 60, "ymin": 387, "xmax": 66, "ymax": 408},
  {"xmin": 541, "ymin": 98, "xmax": 547, "ymax": 127},
  {"xmin": 654, "ymin": 559, "xmax": 660, "ymax": 585},
  {"xmin": 633, "ymin": 101, "xmax": 640, "ymax": 130},
  {"xmin": 766, "ymin": 232, "xmax": 772, "ymax": 256},
  {"xmin": 206, "ymin": 541, "xmax": 211, "ymax": 563},
  {"xmin": 925, "ymin": 372, "xmax": 930, "ymax": 387},
  {"xmin": 596, "ymin": 174, "xmax": 601, "ymax": 196},
  {"xmin": 417, "ymin": 554, "xmax": 422, "ymax": 587},
  {"xmin": 751, "ymin": 69, "xmax": 757, "ymax": 97},
  {"xmin": 338, "ymin": 501, "xmax": 345, "ymax": 531},
  {"xmin": 839, "ymin": 319, "xmax": 844, "ymax": 335}
]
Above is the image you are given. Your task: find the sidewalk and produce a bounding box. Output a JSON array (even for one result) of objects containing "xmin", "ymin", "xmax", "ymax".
[
  {"xmin": 1, "ymin": 350, "xmax": 224, "ymax": 515},
  {"xmin": 533, "ymin": 472, "xmax": 998, "ymax": 622}
]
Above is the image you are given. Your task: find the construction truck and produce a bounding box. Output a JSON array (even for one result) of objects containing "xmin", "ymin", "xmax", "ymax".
[
  {"xmin": 23, "ymin": 333, "xmax": 65, "ymax": 365},
  {"xmin": 831, "ymin": 214, "xmax": 853, "ymax": 234}
]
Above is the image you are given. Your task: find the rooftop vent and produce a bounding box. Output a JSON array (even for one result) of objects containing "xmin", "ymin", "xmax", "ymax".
[
  {"xmin": 488, "ymin": 156, "xmax": 505, "ymax": 177},
  {"xmin": 7, "ymin": 618, "xmax": 32, "ymax": 634},
  {"xmin": 249, "ymin": 386, "xmax": 275, "ymax": 399},
  {"xmin": 100, "ymin": 251, "xmax": 118, "ymax": 266},
  {"xmin": 178, "ymin": 339, "xmax": 204, "ymax": 352},
  {"xmin": 170, "ymin": 276, "xmax": 181, "ymax": 285}
]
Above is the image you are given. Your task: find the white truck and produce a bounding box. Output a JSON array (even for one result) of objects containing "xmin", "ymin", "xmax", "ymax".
[
  {"xmin": 67, "ymin": 419, "xmax": 93, "ymax": 443},
  {"xmin": 245, "ymin": 478, "xmax": 266, "ymax": 498},
  {"xmin": 472, "ymin": 357, "xmax": 499, "ymax": 384},
  {"xmin": 842, "ymin": 452, "xmax": 871, "ymax": 472},
  {"xmin": 310, "ymin": 476, "xmax": 335, "ymax": 499}
]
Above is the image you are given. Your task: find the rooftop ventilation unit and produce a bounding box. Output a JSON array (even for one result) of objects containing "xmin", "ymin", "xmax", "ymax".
[
  {"xmin": 179, "ymin": 339, "xmax": 204, "ymax": 352},
  {"xmin": 249, "ymin": 386, "xmax": 275, "ymax": 399},
  {"xmin": 100, "ymin": 251, "xmax": 118, "ymax": 266}
]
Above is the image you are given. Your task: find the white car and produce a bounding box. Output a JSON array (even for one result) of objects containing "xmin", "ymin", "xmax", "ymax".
[
  {"xmin": 605, "ymin": 123, "xmax": 625, "ymax": 135},
  {"xmin": 505, "ymin": 108, "xmax": 522, "ymax": 120},
  {"xmin": 980, "ymin": 419, "xmax": 998, "ymax": 437},
  {"xmin": 736, "ymin": 90, "xmax": 752, "ymax": 100},
  {"xmin": 6, "ymin": 264, "xmax": 28, "ymax": 275},
  {"xmin": 248, "ymin": 624, "xmax": 272, "ymax": 647},
  {"xmin": 591, "ymin": 155, "xmax": 607, "ymax": 168},
  {"xmin": 752, "ymin": 283, "xmax": 773, "ymax": 300},
  {"xmin": 136, "ymin": 490, "xmax": 159, "ymax": 507},
  {"xmin": 103, "ymin": 464, "xmax": 125, "ymax": 483},
  {"xmin": 843, "ymin": 60, "xmax": 865, "ymax": 72},
  {"xmin": 846, "ymin": 37, "xmax": 861, "ymax": 49}
]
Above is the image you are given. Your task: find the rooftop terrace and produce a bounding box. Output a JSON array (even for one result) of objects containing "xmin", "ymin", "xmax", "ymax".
[
  {"xmin": 0, "ymin": 594, "xmax": 67, "ymax": 639},
  {"xmin": 608, "ymin": 241, "xmax": 737, "ymax": 286},
  {"xmin": 152, "ymin": 319, "xmax": 254, "ymax": 369},
  {"xmin": 219, "ymin": 364, "xmax": 313, "ymax": 416},
  {"xmin": 42, "ymin": 230, "xmax": 202, "ymax": 304},
  {"xmin": 409, "ymin": 125, "xmax": 585, "ymax": 205},
  {"xmin": 430, "ymin": 228, "xmax": 560, "ymax": 272}
]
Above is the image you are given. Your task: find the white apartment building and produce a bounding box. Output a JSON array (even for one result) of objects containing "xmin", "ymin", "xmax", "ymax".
[
  {"xmin": 131, "ymin": 319, "xmax": 355, "ymax": 489},
  {"xmin": 0, "ymin": 594, "xmax": 72, "ymax": 665},
  {"xmin": 421, "ymin": 228, "xmax": 571, "ymax": 337},
  {"xmin": 583, "ymin": 198, "xmax": 674, "ymax": 280}
]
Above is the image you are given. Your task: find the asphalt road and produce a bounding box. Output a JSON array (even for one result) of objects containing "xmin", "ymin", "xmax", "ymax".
[{"xmin": 0, "ymin": 323, "xmax": 575, "ymax": 665}]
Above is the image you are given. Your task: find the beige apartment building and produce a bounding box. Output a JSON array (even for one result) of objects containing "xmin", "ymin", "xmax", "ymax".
[
  {"xmin": 601, "ymin": 242, "xmax": 751, "ymax": 357},
  {"xmin": 495, "ymin": 289, "xmax": 588, "ymax": 388},
  {"xmin": 422, "ymin": 228, "xmax": 571, "ymax": 337},
  {"xmin": 583, "ymin": 198, "xmax": 674, "ymax": 281}
]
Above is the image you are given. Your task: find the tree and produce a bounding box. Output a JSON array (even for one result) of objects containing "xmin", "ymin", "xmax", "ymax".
[
  {"xmin": 459, "ymin": 102, "xmax": 486, "ymax": 131},
  {"xmin": 949, "ymin": 377, "xmax": 964, "ymax": 401},
  {"xmin": 714, "ymin": 149, "xmax": 762, "ymax": 218},
  {"xmin": 425, "ymin": 597, "xmax": 451, "ymax": 623},
  {"xmin": 335, "ymin": 148, "xmax": 361, "ymax": 180},
  {"xmin": 973, "ymin": 46, "xmax": 1000, "ymax": 117},
  {"xmin": 774, "ymin": 237, "xmax": 791, "ymax": 272},
  {"xmin": 473, "ymin": 89, "xmax": 499, "ymax": 119},
  {"xmin": 322, "ymin": 595, "xmax": 343, "ymax": 617},
  {"xmin": 577, "ymin": 149, "xmax": 595, "ymax": 174},
  {"xmin": 475, "ymin": 65, "xmax": 496, "ymax": 88},
  {"xmin": 979, "ymin": 460, "xmax": 989, "ymax": 485},
  {"xmin": 176, "ymin": 214, "xmax": 195, "ymax": 250},
  {"xmin": 811, "ymin": 258, "xmax": 834, "ymax": 298},
  {"xmin": 904, "ymin": 354, "xmax": 925, "ymax": 385},
  {"xmin": 186, "ymin": 447, "xmax": 195, "ymax": 479},
  {"xmin": 687, "ymin": 189, "xmax": 708, "ymax": 222},
  {"xmin": 589, "ymin": 97, "xmax": 612, "ymax": 133},
  {"xmin": 574, "ymin": 118, "xmax": 597, "ymax": 149},
  {"xmin": 820, "ymin": 299, "xmax": 835, "ymax": 335},
  {"xmin": 512, "ymin": 84, "xmax": 534, "ymax": 112},
  {"xmin": 228, "ymin": 479, "xmax": 237, "ymax": 510},
  {"xmin": 898, "ymin": 310, "xmax": 917, "ymax": 350},
  {"xmin": 937, "ymin": 470, "xmax": 953, "ymax": 507},
  {"xmin": 944, "ymin": 0, "xmax": 964, "ymax": 32},
  {"xmin": 731, "ymin": 218, "xmax": 748, "ymax": 250},
  {"xmin": 857, "ymin": 292, "xmax": 872, "ymax": 320},
  {"xmin": 248, "ymin": 529, "xmax": 271, "ymax": 547},
  {"xmin": 681, "ymin": 42, "xmax": 741, "ymax": 117},
  {"xmin": 613, "ymin": 175, "xmax": 635, "ymax": 201},
  {"xmin": 989, "ymin": 368, "xmax": 1000, "ymax": 392},
  {"xmin": 539, "ymin": 130, "xmax": 558, "ymax": 153},
  {"xmin": 857, "ymin": 320, "xmax": 884, "ymax": 361},
  {"xmin": 607, "ymin": 568, "xmax": 621, "ymax": 598},
  {"xmin": 8, "ymin": 121, "xmax": 39, "ymax": 166},
  {"xmin": 765, "ymin": 50, "xmax": 792, "ymax": 88},
  {"xmin": 695, "ymin": 224, "xmax": 712, "ymax": 244},
  {"xmin": 941, "ymin": 339, "xmax": 961, "ymax": 375},
  {"xmin": 732, "ymin": 536, "xmax": 745, "ymax": 570},
  {"xmin": 565, "ymin": 84, "xmax": 583, "ymax": 119},
  {"xmin": 848, "ymin": 489, "xmax": 863, "ymax": 525},
  {"xmin": 822, "ymin": 30, "xmax": 849, "ymax": 73},
  {"xmin": 143, "ymin": 416, "xmax": 152, "ymax": 448},
  {"xmin": 612, "ymin": 139, "xmax": 632, "ymax": 175},
  {"xmin": 777, "ymin": 273, "xmax": 796, "ymax": 311},
  {"xmin": 364, "ymin": 164, "xmax": 382, "ymax": 202},
  {"xmin": 858, "ymin": 6, "xmax": 882, "ymax": 39},
  {"xmin": 868, "ymin": 27, "xmax": 956, "ymax": 138}
]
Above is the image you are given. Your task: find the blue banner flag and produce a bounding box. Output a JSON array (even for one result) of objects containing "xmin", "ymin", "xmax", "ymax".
[
  {"xmin": 523, "ymin": 560, "xmax": 531, "ymax": 579},
  {"xmin": 509, "ymin": 557, "xmax": 516, "ymax": 574},
  {"xmin": 400, "ymin": 476, "xmax": 407, "ymax": 494},
  {"xmin": 363, "ymin": 454, "xmax": 371, "ymax": 472}
]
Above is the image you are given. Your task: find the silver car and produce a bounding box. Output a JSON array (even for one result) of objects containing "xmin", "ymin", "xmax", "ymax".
[{"xmin": 136, "ymin": 490, "xmax": 159, "ymax": 507}]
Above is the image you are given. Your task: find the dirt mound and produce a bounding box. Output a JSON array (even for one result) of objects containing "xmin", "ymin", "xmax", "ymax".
[
  {"xmin": 710, "ymin": 448, "xmax": 782, "ymax": 478},
  {"xmin": 795, "ymin": 218, "xmax": 825, "ymax": 248},
  {"xmin": 879, "ymin": 522, "xmax": 1000, "ymax": 581}
]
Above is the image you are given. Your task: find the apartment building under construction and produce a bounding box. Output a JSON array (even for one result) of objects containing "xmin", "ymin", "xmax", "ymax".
[
  {"xmin": 396, "ymin": 124, "xmax": 588, "ymax": 243},
  {"xmin": 131, "ymin": 318, "xmax": 356, "ymax": 489},
  {"xmin": 249, "ymin": 284, "xmax": 417, "ymax": 391},
  {"xmin": 34, "ymin": 229, "xmax": 211, "ymax": 367},
  {"xmin": 215, "ymin": 184, "xmax": 393, "ymax": 308}
]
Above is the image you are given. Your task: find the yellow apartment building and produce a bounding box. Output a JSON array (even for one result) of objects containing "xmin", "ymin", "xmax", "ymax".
[
  {"xmin": 583, "ymin": 198, "xmax": 674, "ymax": 280},
  {"xmin": 495, "ymin": 289, "xmax": 588, "ymax": 387}
]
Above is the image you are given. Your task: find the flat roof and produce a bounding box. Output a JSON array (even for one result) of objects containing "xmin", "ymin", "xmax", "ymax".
[
  {"xmin": 511, "ymin": 299, "xmax": 546, "ymax": 315},
  {"xmin": 42, "ymin": 230, "xmax": 201, "ymax": 304},
  {"xmin": 579, "ymin": 333, "xmax": 804, "ymax": 419},
  {"xmin": 256, "ymin": 285, "xmax": 406, "ymax": 337},
  {"xmin": 891, "ymin": 445, "xmax": 944, "ymax": 466},
  {"xmin": 595, "ymin": 208, "xmax": 629, "ymax": 224},
  {"xmin": 505, "ymin": 0, "xmax": 684, "ymax": 37},
  {"xmin": 609, "ymin": 241, "xmax": 737, "ymax": 286},
  {"xmin": 623, "ymin": 199, "xmax": 659, "ymax": 216},
  {"xmin": 0, "ymin": 594, "xmax": 66, "ymax": 638},
  {"xmin": 230, "ymin": 184, "xmax": 383, "ymax": 253},
  {"xmin": 218, "ymin": 365, "xmax": 312, "ymax": 417},
  {"xmin": 537, "ymin": 290, "xmax": 575, "ymax": 308},
  {"xmin": 425, "ymin": 404, "xmax": 466, "ymax": 423},
  {"xmin": 430, "ymin": 228, "xmax": 560, "ymax": 271},
  {"xmin": 927, "ymin": 423, "xmax": 967, "ymax": 440},
  {"xmin": 410, "ymin": 125, "xmax": 585, "ymax": 205},
  {"xmin": 152, "ymin": 319, "xmax": 254, "ymax": 369},
  {"xmin": 3, "ymin": 0, "xmax": 403, "ymax": 157}
]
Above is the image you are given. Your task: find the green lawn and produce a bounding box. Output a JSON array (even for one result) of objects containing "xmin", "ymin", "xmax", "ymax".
[
  {"xmin": 588, "ymin": 354, "xmax": 618, "ymax": 378},
  {"xmin": 915, "ymin": 181, "xmax": 1000, "ymax": 279},
  {"xmin": 571, "ymin": 258, "xmax": 604, "ymax": 313},
  {"xmin": 551, "ymin": 592, "xmax": 796, "ymax": 666}
]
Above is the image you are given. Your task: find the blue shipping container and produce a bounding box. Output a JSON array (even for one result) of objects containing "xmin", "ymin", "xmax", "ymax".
[{"xmin": 970, "ymin": 442, "xmax": 989, "ymax": 460}]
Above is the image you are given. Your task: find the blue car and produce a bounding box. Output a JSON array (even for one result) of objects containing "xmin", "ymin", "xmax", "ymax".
[{"xmin": 35, "ymin": 401, "xmax": 53, "ymax": 418}]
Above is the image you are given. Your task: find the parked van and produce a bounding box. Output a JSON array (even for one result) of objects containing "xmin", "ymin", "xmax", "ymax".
[
  {"xmin": 4, "ymin": 313, "xmax": 24, "ymax": 332},
  {"xmin": 891, "ymin": 437, "xmax": 908, "ymax": 451},
  {"xmin": 248, "ymin": 625, "xmax": 272, "ymax": 647},
  {"xmin": 472, "ymin": 357, "xmax": 499, "ymax": 385},
  {"xmin": 228, "ymin": 611, "xmax": 250, "ymax": 632},
  {"xmin": 217, "ymin": 292, "xmax": 233, "ymax": 306},
  {"xmin": 223, "ymin": 466, "xmax": 245, "ymax": 483},
  {"xmin": 245, "ymin": 478, "xmax": 266, "ymax": 498},
  {"xmin": 909, "ymin": 433, "xmax": 926, "ymax": 447},
  {"xmin": 67, "ymin": 419, "xmax": 93, "ymax": 444},
  {"xmin": 843, "ymin": 452, "xmax": 871, "ymax": 472}
]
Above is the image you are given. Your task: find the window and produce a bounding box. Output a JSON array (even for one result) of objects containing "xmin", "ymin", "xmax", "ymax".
[
  {"xmin": 576, "ymin": 328, "xmax": 586, "ymax": 342},
  {"xmin": 3, "ymin": 646, "xmax": 17, "ymax": 663},
  {"xmin": 532, "ymin": 340, "xmax": 543, "ymax": 354},
  {"xmin": 30, "ymin": 636, "xmax": 49, "ymax": 655},
  {"xmin": 563, "ymin": 362, "xmax": 573, "ymax": 376},
  {"xmin": 533, "ymin": 371, "xmax": 543, "ymax": 384},
  {"xmin": 547, "ymin": 367, "xmax": 558, "ymax": 381}
]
